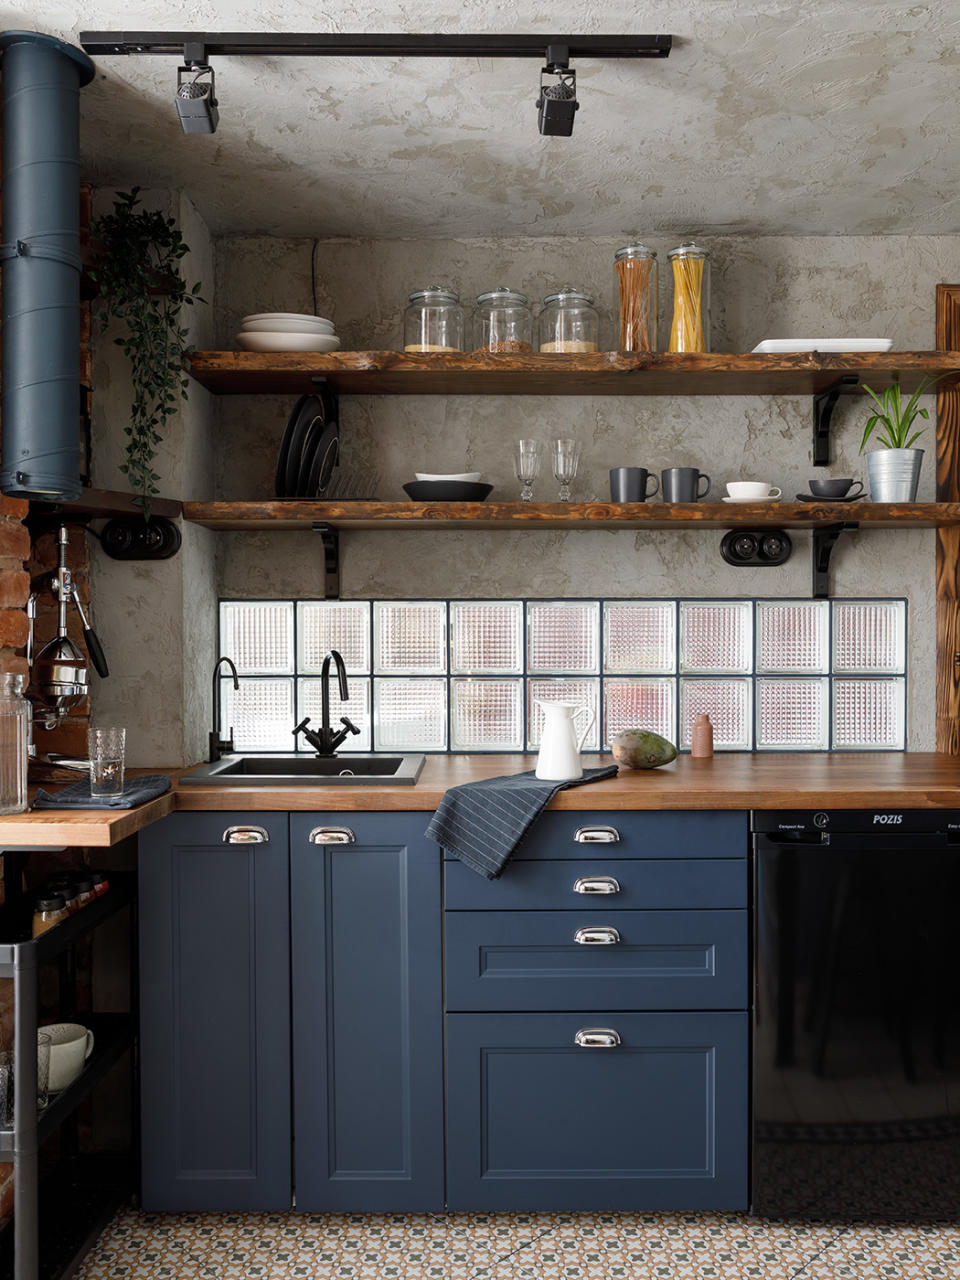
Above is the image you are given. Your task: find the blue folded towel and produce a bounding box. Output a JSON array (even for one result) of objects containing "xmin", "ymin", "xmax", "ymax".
[
  {"xmin": 32, "ymin": 773, "xmax": 172, "ymax": 810},
  {"xmin": 426, "ymin": 766, "xmax": 618, "ymax": 879}
]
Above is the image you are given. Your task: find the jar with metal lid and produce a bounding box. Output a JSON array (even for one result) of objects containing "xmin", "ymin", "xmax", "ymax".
[
  {"xmin": 0, "ymin": 673, "xmax": 29, "ymax": 816},
  {"xmin": 667, "ymin": 240, "xmax": 710, "ymax": 352},
  {"xmin": 474, "ymin": 287, "xmax": 533, "ymax": 354},
  {"xmin": 403, "ymin": 286, "xmax": 465, "ymax": 353},
  {"xmin": 538, "ymin": 287, "xmax": 599, "ymax": 353},
  {"xmin": 615, "ymin": 244, "xmax": 658, "ymax": 352},
  {"xmin": 32, "ymin": 894, "xmax": 69, "ymax": 939}
]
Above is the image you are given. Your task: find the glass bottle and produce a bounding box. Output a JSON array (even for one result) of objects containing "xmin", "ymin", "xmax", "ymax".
[
  {"xmin": 403, "ymin": 286, "xmax": 465, "ymax": 353},
  {"xmin": 474, "ymin": 288, "xmax": 533, "ymax": 353},
  {"xmin": 73, "ymin": 878, "xmax": 96, "ymax": 909},
  {"xmin": 32, "ymin": 894, "xmax": 69, "ymax": 939},
  {"xmin": 614, "ymin": 244, "xmax": 658, "ymax": 352},
  {"xmin": 0, "ymin": 673, "xmax": 29, "ymax": 816},
  {"xmin": 538, "ymin": 288, "xmax": 600, "ymax": 353},
  {"xmin": 667, "ymin": 241, "xmax": 710, "ymax": 352}
]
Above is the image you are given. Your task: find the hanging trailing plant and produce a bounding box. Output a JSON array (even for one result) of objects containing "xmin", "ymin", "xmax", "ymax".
[{"xmin": 89, "ymin": 188, "xmax": 204, "ymax": 514}]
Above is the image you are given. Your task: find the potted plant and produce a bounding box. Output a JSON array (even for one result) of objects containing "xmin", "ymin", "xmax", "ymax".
[
  {"xmin": 858, "ymin": 376, "xmax": 937, "ymax": 502},
  {"xmin": 89, "ymin": 188, "xmax": 204, "ymax": 514}
]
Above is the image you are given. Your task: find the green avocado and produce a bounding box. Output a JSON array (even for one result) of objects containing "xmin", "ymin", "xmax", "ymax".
[{"xmin": 611, "ymin": 729, "xmax": 678, "ymax": 770}]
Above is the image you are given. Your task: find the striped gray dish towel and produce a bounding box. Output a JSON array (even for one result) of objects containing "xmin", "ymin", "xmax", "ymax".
[{"xmin": 426, "ymin": 766, "xmax": 618, "ymax": 879}]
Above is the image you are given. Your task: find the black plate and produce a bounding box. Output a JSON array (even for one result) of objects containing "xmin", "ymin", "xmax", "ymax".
[
  {"xmin": 299, "ymin": 420, "xmax": 340, "ymax": 497},
  {"xmin": 795, "ymin": 492, "xmax": 864, "ymax": 502},
  {"xmin": 403, "ymin": 481, "xmax": 493, "ymax": 502},
  {"xmin": 275, "ymin": 394, "xmax": 323, "ymax": 498}
]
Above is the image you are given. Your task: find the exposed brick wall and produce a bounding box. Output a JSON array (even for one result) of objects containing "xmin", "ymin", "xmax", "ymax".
[{"xmin": 0, "ymin": 497, "xmax": 29, "ymax": 676}]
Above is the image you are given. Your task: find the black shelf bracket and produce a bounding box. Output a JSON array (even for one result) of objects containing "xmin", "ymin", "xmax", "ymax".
[
  {"xmin": 313, "ymin": 522, "xmax": 340, "ymax": 598},
  {"xmin": 813, "ymin": 375, "xmax": 859, "ymax": 466},
  {"xmin": 812, "ymin": 522, "xmax": 858, "ymax": 598}
]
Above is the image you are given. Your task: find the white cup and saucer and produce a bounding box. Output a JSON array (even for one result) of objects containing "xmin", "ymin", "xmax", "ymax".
[{"xmin": 723, "ymin": 481, "xmax": 782, "ymax": 504}]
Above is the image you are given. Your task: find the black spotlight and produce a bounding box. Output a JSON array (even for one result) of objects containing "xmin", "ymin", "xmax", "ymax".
[
  {"xmin": 176, "ymin": 63, "xmax": 219, "ymax": 134},
  {"xmin": 536, "ymin": 44, "xmax": 578, "ymax": 136}
]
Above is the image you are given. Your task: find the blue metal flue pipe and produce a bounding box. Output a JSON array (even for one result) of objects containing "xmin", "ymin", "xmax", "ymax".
[{"xmin": 0, "ymin": 31, "xmax": 95, "ymax": 500}]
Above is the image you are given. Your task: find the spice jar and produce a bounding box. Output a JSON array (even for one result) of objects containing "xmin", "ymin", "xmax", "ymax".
[
  {"xmin": 73, "ymin": 878, "xmax": 96, "ymax": 909},
  {"xmin": 538, "ymin": 288, "xmax": 600, "ymax": 353},
  {"xmin": 615, "ymin": 244, "xmax": 658, "ymax": 352},
  {"xmin": 667, "ymin": 241, "xmax": 710, "ymax": 352},
  {"xmin": 33, "ymin": 894, "xmax": 69, "ymax": 939},
  {"xmin": 0, "ymin": 673, "xmax": 29, "ymax": 816},
  {"xmin": 474, "ymin": 288, "xmax": 533, "ymax": 354},
  {"xmin": 88, "ymin": 871, "xmax": 110, "ymax": 897},
  {"xmin": 47, "ymin": 876, "xmax": 80, "ymax": 914},
  {"xmin": 403, "ymin": 286, "xmax": 465, "ymax": 353}
]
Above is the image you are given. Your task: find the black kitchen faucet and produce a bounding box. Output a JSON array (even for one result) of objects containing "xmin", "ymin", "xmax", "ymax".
[{"xmin": 293, "ymin": 649, "xmax": 361, "ymax": 756}]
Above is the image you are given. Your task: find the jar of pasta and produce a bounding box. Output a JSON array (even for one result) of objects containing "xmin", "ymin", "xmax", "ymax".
[
  {"xmin": 474, "ymin": 288, "xmax": 533, "ymax": 353},
  {"xmin": 538, "ymin": 287, "xmax": 599, "ymax": 353},
  {"xmin": 403, "ymin": 286, "xmax": 465, "ymax": 353},
  {"xmin": 614, "ymin": 244, "xmax": 658, "ymax": 352},
  {"xmin": 667, "ymin": 241, "xmax": 710, "ymax": 352}
]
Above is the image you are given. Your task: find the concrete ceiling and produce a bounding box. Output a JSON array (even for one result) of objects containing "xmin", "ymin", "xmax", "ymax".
[{"xmin": 13, "ymin": 1, "xmax": 960, "ymax": 237}]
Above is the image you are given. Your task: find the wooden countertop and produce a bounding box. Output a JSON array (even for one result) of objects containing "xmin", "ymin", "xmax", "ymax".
[{"xmin": 6, "ymin": 753, "xmax": 960, "ymax": 846}]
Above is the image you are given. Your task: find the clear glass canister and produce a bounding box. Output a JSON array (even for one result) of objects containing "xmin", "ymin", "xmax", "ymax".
[
  {"xmin": 474, "ymin": 288, "xmax": 533, "ymax": 353},
  {"xmin": 538, "ymin": 287, "xmax": 600, "ymax": 353},
  {"xmin": 403, "ymin": 286, "xmax": 465, "ymax": 353},
  {"xmin": 668, "ymin": 240, "xmax": 710, "ymax": 352},
  {"xmin": 0, "ymin": 672, "xmax": 29, "ymax": 815},
  {"xmin": 615, "ymin": 244, "xmax": 658, "ymax": 353}
]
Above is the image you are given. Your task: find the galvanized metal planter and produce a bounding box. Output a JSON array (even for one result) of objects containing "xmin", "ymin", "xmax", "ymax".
[{"xmin": 866, "ymin": 448, "xmax": 923, "ymax": 502}]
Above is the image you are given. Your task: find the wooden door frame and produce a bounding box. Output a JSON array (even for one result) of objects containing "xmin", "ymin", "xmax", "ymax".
[{"xmin": 936, "ymin": 284, "xmax": 960, "ymax": 753}]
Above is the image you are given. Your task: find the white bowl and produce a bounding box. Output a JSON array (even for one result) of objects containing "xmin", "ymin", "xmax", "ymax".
[
  {"xmin": 236, "ymin": 332, "xmax": 342, "ymax": 354},
  {"xmin": 243, "ymin": 312, "xmax": 335, "ymax": 326},
  {"xmin": 415, "ymin": 472, "xmax": 482, "ymax": 482},
  {"xmin": 242, "ymin": 317, "xmax": 335, "ymax": 335}
]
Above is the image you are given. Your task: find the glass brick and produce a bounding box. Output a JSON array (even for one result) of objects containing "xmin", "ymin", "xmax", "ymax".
[
  {"xmin": 219, "ymin": 601, "xmax": 294, "ymax": 674},
  {"xmin": 527, "ymin": 601, "xmax": 600, "ymax": 674},
  {"xmin": 603, "ymin": 601, "xmax": 676, "ymax": 674},
  {"xmin": 679, "ymin": 678, "xmax": 753, "ymax": 750},
  {"xmin": 374, "ymin": 601, "xmax": 447, "ymax": 674},
  {"xmin": 832, "ymin": 600, "xmax": 906, "ymax": 674},
  {"xmin": 220, "ymin": 678, "xmax": 294, "ymax": 751},
  {"xmin": 603, "ymin": 678, "xmax": 676, "ymax": 748},
  {"xmin": 374, "ymin": 678, "xmax": 447, "ymax": 750},
  {"xmin": 756, "ymin": 678, "xmax": 829, "ymax": 751},
  {"xmin": 298, "ymin": 601, "xmax": 370, "ymax": 674},
  {"xmin": 527, "ymin": 678, "xmax": 600, "ymax": 750},
  {"xmin": 450, "ymin": 678, "xmax": 523, "ymax": 751},
  {"xmin": 832, "ymin": 678, "xmax": 905, "ymax": 750},
  {"xmin": 756, "ymin": 600, "xmax": 829, "ymax": 674},
  {"xmin": 679, "ymin": 601, "xmax": 753, "ymax": 674},
  {"xmin": 450, "ymin": 601, "xmax": 523, "ymax": 674},
  {"xmin": 298, "ymin": 677, "xmax": 372, "ymax": 752}
]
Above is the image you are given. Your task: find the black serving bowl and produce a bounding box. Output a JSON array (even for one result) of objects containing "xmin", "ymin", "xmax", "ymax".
[{"xmin": 403, "ymin": 481, "xmax": 493, "ymax": 501}]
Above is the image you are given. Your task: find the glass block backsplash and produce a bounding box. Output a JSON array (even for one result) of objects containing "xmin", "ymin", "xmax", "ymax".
[{"xmin": 219, "ymin": 598, "xmax": 907, "ymax": 754}]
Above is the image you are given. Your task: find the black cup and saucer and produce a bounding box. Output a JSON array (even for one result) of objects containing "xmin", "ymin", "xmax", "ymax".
[{"xmin": 796, "ymin": 478, "xmax": 865, "ymax": 502}]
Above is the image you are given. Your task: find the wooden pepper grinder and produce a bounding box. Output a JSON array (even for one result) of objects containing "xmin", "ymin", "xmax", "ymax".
[{"xmin": 691, "ymin": 712, "xmax": 714, "ymax": 758}]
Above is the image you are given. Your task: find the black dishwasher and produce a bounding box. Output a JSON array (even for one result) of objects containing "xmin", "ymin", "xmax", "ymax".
[{"xmin": 753, "ymin": 809, "xmax": 960, "ymax": 1220}]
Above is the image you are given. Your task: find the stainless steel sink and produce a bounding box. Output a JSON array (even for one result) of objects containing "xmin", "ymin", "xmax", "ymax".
[{"xmin": 179, "ymin": 754, "xmax": 425, "ymax": 786}]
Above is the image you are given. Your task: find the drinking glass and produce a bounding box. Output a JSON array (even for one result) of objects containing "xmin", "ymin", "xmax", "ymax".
[
  {"xmin": 514, "ymin": 439, "xmax": 544, "ymax": 502},
  {"xmin": 552, "ymin": 438, "xmax": 581, "ymax": 502},
  {"xmin": 36, "ymin": 1033, "xmax": 50, "ymax": 1111},
  {"xmin": 88, "ymin": 727, "xmax": 126, "ymax": 799},
  {"xmin": 0, "ymin": 1051, "xmax": 12, "ymax": 1128}
]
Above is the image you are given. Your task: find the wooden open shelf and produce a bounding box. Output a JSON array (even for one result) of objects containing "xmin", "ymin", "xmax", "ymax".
[
  {"xmin": 185, "ymin": 349, "xmax": 960, "ymax": 396},
  {"xmin": 28, "ymin": 487, "xmax": 182, "ymax": 521},
  {"xmin": 181, "ymin": 499, "xmax": 960, "ymax": 532}
]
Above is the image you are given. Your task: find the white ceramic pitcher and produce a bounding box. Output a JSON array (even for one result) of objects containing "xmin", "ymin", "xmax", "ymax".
[{"xmin": 535, "ymin": 701, "xmax": 595, "ymax": 781}]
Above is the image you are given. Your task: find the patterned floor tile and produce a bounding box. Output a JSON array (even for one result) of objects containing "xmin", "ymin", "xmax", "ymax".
[{"xmin": 797, "ymin": 1223, "xmax": 960, "ymax": 1278}]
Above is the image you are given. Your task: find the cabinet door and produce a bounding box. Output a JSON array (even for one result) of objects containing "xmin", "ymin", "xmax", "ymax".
[
  {"xmin": 446, "ymin": 1011, "xmax": 748, "ymax": 1212},
  {"xmin": 138, "ymin": 813, "xmax": 290, "ymax": 1211},
  {"xmin": 291, "ymin": 813, "xmax": 443, "ymax": 1211}
]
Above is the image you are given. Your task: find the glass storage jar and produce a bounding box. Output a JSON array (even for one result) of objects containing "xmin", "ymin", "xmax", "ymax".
[
  {"xmin": 403, "ymin": 286, "xmax": 465, "ymax": 353},
  {"xmin": 615, "ymin": 243, "xmax": 658, "ymax": 352},
  {"xmin": 474, "ymin": 288, "xmax": 533, "ymax": 353},
  {"xmin": 667, "ymin": 240, "xmax": 710, "ymax": 352},
  {"xmin": 0, "ymin": 672, "xmax": 29, "ymax": 815},
  {"xmin": 538, "ymin": 287, "xmax": 600, "ymax": 353}
]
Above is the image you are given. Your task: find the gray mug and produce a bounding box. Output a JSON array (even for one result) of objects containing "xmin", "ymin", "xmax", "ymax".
[
  {"xmin": 662, "ymin": 467, "xmax": 711, "ymax": 502},
  {"xmin": 610, "ymin": 467, "xmax": 659, "ymax": 502}
]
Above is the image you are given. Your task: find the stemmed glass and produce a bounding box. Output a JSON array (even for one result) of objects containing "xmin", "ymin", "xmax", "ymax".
[
  {"xmin": 514, "ymin": 439, "xmax": 544, "ymax": 502},
  {"xmin": 552, "ymin": 438, "xmax": 581, "ymax": 502}
]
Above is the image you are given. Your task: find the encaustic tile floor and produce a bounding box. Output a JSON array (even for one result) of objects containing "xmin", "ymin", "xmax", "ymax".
[{"xmin": 75, "ymin": 1208, "xmax": 960, "ymax": 1279}]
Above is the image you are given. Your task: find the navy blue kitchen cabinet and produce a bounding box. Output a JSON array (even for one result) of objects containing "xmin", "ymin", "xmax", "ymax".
[
  {"xmin": 138, "ymin": 813, "xmax": 291, "ymax": 1211},
  {"xmin": 290, "ymin": 813, "xmax": 444, "ymax": 1211}
]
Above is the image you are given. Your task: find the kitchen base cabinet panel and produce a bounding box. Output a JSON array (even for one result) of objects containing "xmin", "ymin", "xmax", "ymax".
[{"xmin": 445, "ymin": 1012, "xmax": 748, "ymax": 1211}]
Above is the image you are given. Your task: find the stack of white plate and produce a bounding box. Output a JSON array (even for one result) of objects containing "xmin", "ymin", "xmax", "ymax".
[{"xmin": 236, "ymin": 312, "xmax": 341, "ymax": 353}]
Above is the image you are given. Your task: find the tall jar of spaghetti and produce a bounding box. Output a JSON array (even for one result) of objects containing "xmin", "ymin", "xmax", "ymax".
[
  {"xmin": 614, "ymin": 243, "xmax": 658, "ymax": 352},
  {"xmin": 667, "ymin": 240, "xmax": 710, "ymax": 352}
]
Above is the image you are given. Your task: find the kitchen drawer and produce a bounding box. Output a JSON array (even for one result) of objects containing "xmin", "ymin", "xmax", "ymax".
[
  {"xmin": 444, "ymin": 857, "xmax": 746, "ymax": 911},
  {"xmin": 445, "ymin": 909, "xmax": 747, "ymax": 1011},
  {"xmin": 445, "ymin": 1011, "xmax": 748, "ymax": 1211},
  {"xmin": 442, "ymin": 810, "xmax": 747, "ymax": 862}
]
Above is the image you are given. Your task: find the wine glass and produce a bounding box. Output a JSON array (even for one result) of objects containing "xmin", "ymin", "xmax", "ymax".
[
  {"xmin": 514, "ymin": 439, "xmax": 544, "ymax": 502},
  {"xmin": 552, "ymin": 438, "xmax": 581, "ymax": 502}
]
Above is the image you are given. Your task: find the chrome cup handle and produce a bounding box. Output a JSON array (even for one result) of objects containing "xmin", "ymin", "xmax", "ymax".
[
  {"xmin": 574, "ymin": 925, "xmax": 620, "ymax": 945},
  {"xmin": 309, "ymin": 826, "xmax": 356, "ymax": 845},
  {"xmin": 573, "ymin": 876, "xmax": 621, "ymax": 895},
  {"xmin": 222, "ymin": 825, "xmax": 269, "ymax": 844},
  {"xmin": 575, "ymin": 1028, "xmax": 621, "ymax": 1048}
]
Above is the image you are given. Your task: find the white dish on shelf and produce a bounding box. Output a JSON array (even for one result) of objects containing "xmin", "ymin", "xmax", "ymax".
[
  {"xmin": 722, "ymin": 495, "xmax": 782, "ymax": 504},
  {"xmin": 243, "ymin": 311, "xmax": 335, "ymax": 326},
  {"xmin": 242, "ymin": 317, "xmax": 336, "ymax": 335},
  {"xmin": 415, "ymin": 472, "xmax": 482, "ymax": 482},
  {"xmin": 236, "ymin": 332, "xmax": 341, "ymax": 354},
  {"xmin": 751, "ymin": 338, "xmax": 893, "ymax": 353}
]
